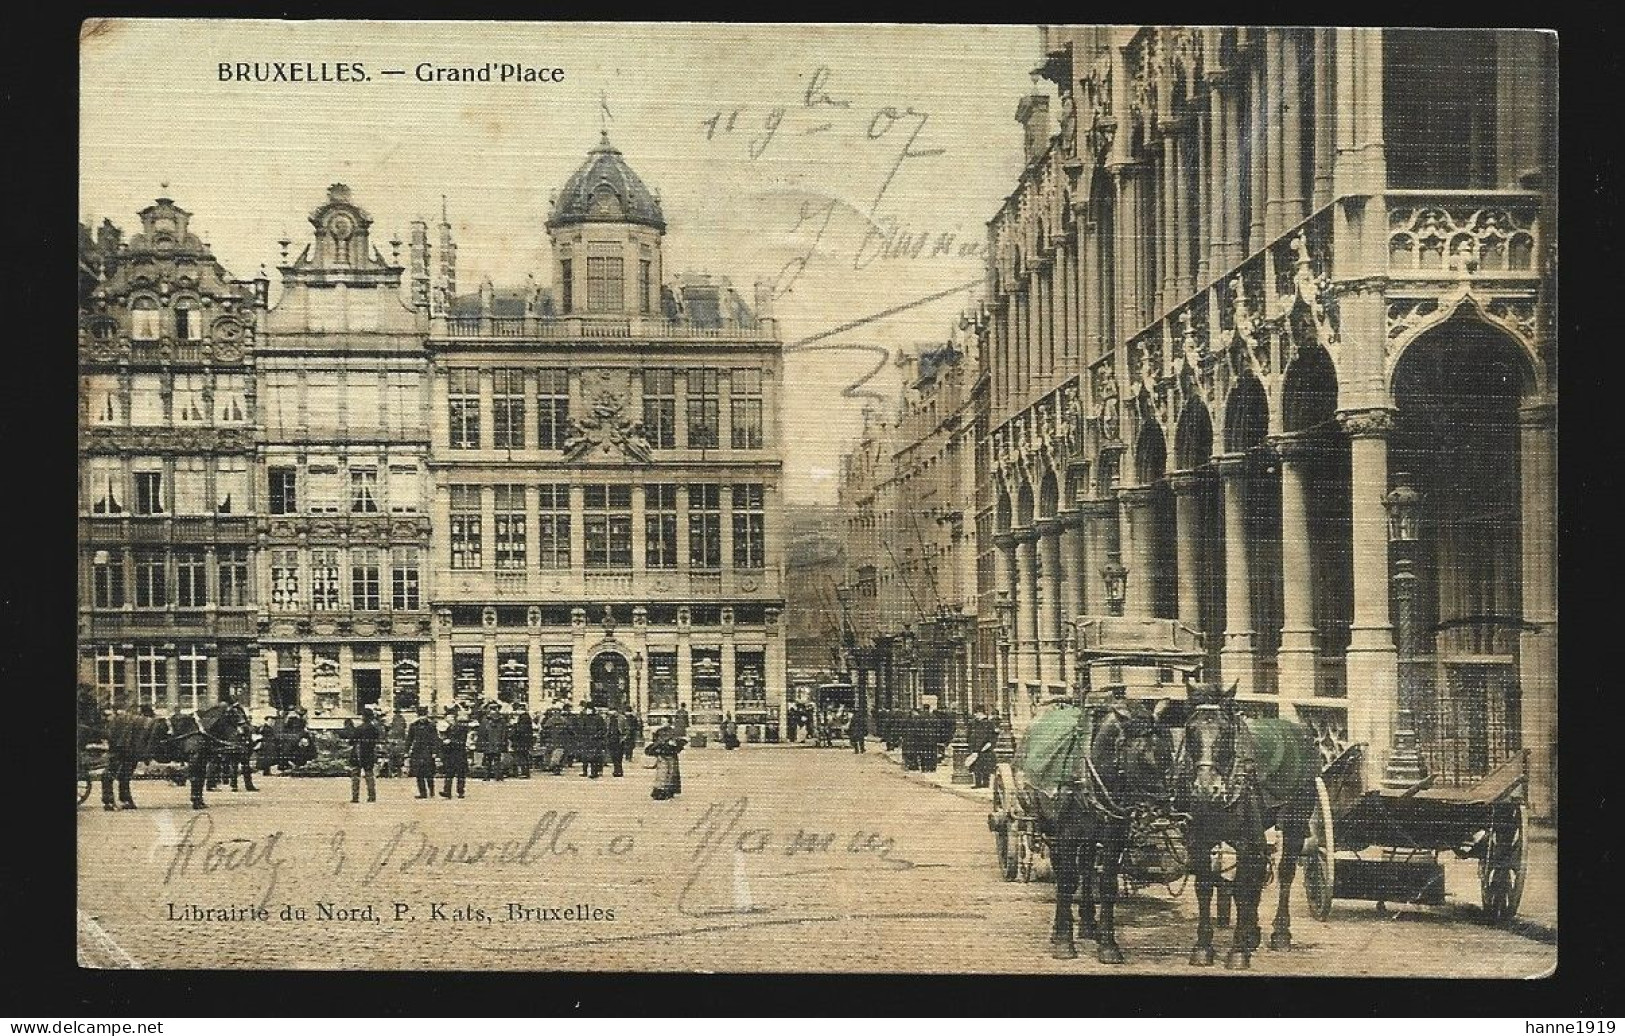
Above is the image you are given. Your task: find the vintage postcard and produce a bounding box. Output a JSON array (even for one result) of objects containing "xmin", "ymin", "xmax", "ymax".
[{"xmin": 76, "ymin": 21, "xmax": 1557, "ymax": 976}]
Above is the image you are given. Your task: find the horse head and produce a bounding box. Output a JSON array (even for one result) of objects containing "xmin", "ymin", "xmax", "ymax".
[
  {"xmin": 1178, "ymin": 681, "xmax": 1243, "ymax": 806},
  {"xmin": 1088, "ymin": 702, "xmax": 1174, "ymax": 815}
]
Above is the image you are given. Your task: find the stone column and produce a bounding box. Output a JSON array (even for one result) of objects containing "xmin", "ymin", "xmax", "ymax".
[
  {"xmin": 1248, "ymin": 60, "xmax": 1267, "ymax": 250},
  {"xmin": 1339, "ymin": 408, "xmax": 1398, "ymax": 782},
  {"xmin": 1265, "ymin": 29, "xmax": 1286, "ymax": 240},
  {"xmin": 1311, "ymin": 28, "xmax": 1335, "ymax": 208},
  {"xmin": 1059, "ymin": 510, "xmax": 1086, "ymax": 626},
  {"xmin": 1169, "ymin": 471, "xmax": 1207, "ymax": 631},
  {"xmin": 1014, "ymin": 526, "xmax": 1041, "ymax": 689},
  {"xmin": 1037, "ymin": 517, "xmax": 1065, "ymax": 687},
  {"xmin": 1518, "ymin": 401, "xmax": 1556, "ymax": 820},
  {"xmin": 1280, "ymin": 28, "xmax": 1306, "ymax": 227},
  {"xmin": 1216, "ymin": 455, "xmax": 1256, "ymax": 695},
  {"xmin": 1119, "ymin": 486, "xmax": 1159, "ymax": 620},
  {"xmin": 570, "ymin": 608, "xmax": 590, "ymax": 703},
  {"xmin": 1272, "ymin": 434, "xmax": 1318, "ymax": 702},
  {"xmin": 721, "ymin": 611, "xmax": 737, "ymax": 717}
]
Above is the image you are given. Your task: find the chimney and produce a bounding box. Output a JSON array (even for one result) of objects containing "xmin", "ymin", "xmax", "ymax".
[{"xmin": 408, "ymin": 219, "xmax": 431, "ymax": 310}]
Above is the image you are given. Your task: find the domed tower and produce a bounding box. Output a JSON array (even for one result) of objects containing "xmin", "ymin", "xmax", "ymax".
[{"xmin": 546, "ymin": 131, "xmax": 666, "ymax": 317}]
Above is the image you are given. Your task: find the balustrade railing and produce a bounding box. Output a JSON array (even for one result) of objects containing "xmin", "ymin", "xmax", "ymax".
[{"xmin": 433, "ymin": 314, "xmax": 777, "ymax": 342}]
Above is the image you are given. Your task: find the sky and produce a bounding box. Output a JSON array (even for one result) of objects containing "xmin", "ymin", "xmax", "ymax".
[{"xmin": 81, "ymin": 20, "xmax": 1041, "ymax": 503}]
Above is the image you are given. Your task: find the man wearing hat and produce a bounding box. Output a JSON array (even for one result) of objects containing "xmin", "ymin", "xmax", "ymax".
[
  {"xmin": 405, "ymin": 706, "xmax": 440, "ymax": 799},
  {"xmin": 342, "ymin": 705, "xmax": 381, "ymax": 803},
  {"xmin": 438, "ymin": 704, "xmax": 472, "ymax": 799},
  {"xmin": 575, "ymin": 703, "xmax": 608, "ymax": 778},
  {"xmin": 478, "ymin": 700, "xmax": 508, "ymax": 782}
]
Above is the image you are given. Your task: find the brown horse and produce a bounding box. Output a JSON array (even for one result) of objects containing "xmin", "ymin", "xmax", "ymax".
[
  {"xmin": 1171, "ymin": 686, "xmax": 1322, "ymax": 969},
  {"xmin": 153, "ymin": 703, "xmax": 256, "ymax": 810}
]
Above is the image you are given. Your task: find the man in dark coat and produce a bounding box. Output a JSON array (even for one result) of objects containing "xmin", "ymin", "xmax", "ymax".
[
  {"xmin": 539, "ymin": 705, "xmax": 570, "ymax": 774},
  {"xmin": 673, "ymin": 704, "xmax": 690, "ymax": 741},
  {"xmin": 848, "ymin": 706, "xmax": 867, "ymax": 753},
  {"xmin": 439, "ymin": 707, "xmax": 472, "ymax": 799},
  {"xmin": 576, "ymin": 704, "xmax": 608, "ymax": 778},
  {"xmin": 477, "ymin": 701, "xmax": 508, "ymax": 781},
  {"xmin": 510, "ymin": 709, "xmax": 535, "ymax": 777},
  {"xmin": 968, "ymin": 710, "xmax": 999, "ymax": 789},
  {"xmin": 257, "ymin": 715, "xmax": 279, "ymax": 776},
  {"xmin": 606, "ymin": 709, "xmax": 627, "ymax": 777},
  {"xmin": 341, "ymin": 708, "xmax": 381, "ymax": 803},
  {"xmin": 385, "ymin": 709, "xmax": 408, "ymax": 778},
  {"xmin": 405, "ymin": 707, "xmax": 440, "ymax": 798}
]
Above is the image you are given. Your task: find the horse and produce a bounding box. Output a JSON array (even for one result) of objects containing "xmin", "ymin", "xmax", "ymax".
[
  {"xmin": 1170, "ymin": 684, "xmax": 1323, "ymax": 969},
  {"xmin": 100, "ymin": 709, "xmax": 164, "ymax": 811},
  {"xmin": 1032, "ymin": 698, "xmax": 1177, "ymax": 964},
  {"xmin": 154, "ymin": 702, "xmax": 256, "ymax": 810}
]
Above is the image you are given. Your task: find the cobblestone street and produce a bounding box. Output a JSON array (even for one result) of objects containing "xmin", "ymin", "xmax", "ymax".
[{"xmin": 77, "ymin": 744, "xmax": 1555, "ymax": 975}]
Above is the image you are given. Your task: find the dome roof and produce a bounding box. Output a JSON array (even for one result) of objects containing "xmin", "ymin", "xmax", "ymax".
[{"xmin": 547, "ymin": 132, "xmax": 666, "ymax": 232}]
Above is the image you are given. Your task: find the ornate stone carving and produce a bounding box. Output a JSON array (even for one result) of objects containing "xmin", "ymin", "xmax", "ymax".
[
  {"xmin": 1337, "ymin": 408, "xmax": 1394, "ymax": 439},
  {"xmin": 1388, "ymin": 203, "xmax": 1537, "ymax": 276},
  {"xmin": 1385, "ymin": 298, "xmax": 1441, "ymax": 346},
  {"xmin": 1288, "ymin": 231, "xmax": 1339, "ymax": 346},
  {"xmin": 563, "ymin": 369, "xmax": 651, "ymax": 463},
  {"xmin": 1485, "ymin": 297, "xmax": 1538, "ymax": 346}
]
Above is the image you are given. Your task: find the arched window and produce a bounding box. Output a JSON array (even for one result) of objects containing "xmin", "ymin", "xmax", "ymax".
[{"xmin": 131, "ymin": 297, "xmax": 160, "ymax": 342}]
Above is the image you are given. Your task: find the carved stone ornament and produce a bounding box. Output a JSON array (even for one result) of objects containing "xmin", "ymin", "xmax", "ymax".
[
  {"xmin": 1337, "ymin": 408, "xmax": 1395, "ymax": 439},
  {"xmin": 1289, "ymin": 231, "xmax": 1340, "ymax": 346},
  {"xmin": 563, "ymin": 369, "xmax": 652, "ymax": 463}
]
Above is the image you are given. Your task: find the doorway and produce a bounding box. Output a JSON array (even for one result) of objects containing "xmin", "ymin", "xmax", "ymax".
[
  {"xmin": 354, "ymin": 669, "xmax": 382, "ymax": 712},
  {"xmin": 589, "ymin": 651, "xmax": 630, "ymax": 709}
]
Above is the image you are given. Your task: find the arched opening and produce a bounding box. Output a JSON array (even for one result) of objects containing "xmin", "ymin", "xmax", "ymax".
[
  {"xmin": 1281, "ymin": 344, "xmax": 1352, "ymax": 694},
  {"xmin": 1174, "ymin": 400, "xmax": 1223, "ymax": 668},
  {"xmin": 1391, "ymin": 316, "xmax": 1533, "ymax": 784},
  {"xmin": 1037, "ymin": 470, "xmax": 1059, "ymax": 520},
  {"xmin": 1134, "ymin": 421, "xmax": 1178, "ymax": 621},
  {"xmin": 996, "ymin": 491, "xmax": 1013, "ymax": 534},
  {"xmin": 1015, "ymin": 481, "xmax": 1035, "ymax": 529},
  {"xmin": 589, "ymin": 650, "xmax": 631, "ymax": 710},
  {"xmin": 1226, "ymin": 376, "xmax": 1284, "ymax": 680}
]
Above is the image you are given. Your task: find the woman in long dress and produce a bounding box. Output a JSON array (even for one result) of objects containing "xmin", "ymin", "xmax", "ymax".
[{"xmin": 645, "ymin": 724, "xmax": 686, "ymax": 800}]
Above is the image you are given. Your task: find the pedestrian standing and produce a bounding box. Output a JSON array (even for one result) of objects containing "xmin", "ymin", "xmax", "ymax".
[
  {"xmin": 576, "ymin": 704, "xmax": 608, "ymax": 778},
  {"xmin": 849, "ymin": 707, "xmax": 867, "ymax": 753},
  {"xmin": 406, "ymin": 707, "xmax": 439, "ymax": 798},
  {"xmin": 386, "ymin": 709, "xmax": 408, "ymax": 777},
  {"xmin": 540, "ymin": 704, "xmax": 570, "ymax": 774},
  {"xmin": 721, "ymin": 713, "xmax": 740, "ymax": 750},
  {"xmin": 786, "ymin": 705, "xmax": 801, "ymax": 744},
  {"xmin": 478, "ymin": 700, "xmax": 507, "ymax": 781},
  {"xmin": 606, "ymin": 708, "xmax": 626, "ymax": 777},
  {"xmin": 511, "ymin": 708, "xmax": 535, "ymax": 778},
  {"xmin": 343, "ymin": 707, "xmax": 380, "ymax": 803},
  {"xmin": 673, "ymin": 704, "xmax": 690, "ymax": 742},
  {"xmin": 439, "ymin": 706, "xmax": 471, "ymax": 799},
  {"xmin": 645, "ymin": 724, "xmax": 686, "ymax": 800}
]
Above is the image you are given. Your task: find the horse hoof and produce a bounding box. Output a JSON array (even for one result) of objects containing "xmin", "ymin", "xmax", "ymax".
[
  {"xmin": 102, "ymin": 804, "xmax": 116, "ymax": 812},
  {"xmin": 192, "ymin": 803, "xmax": 207, "ymax": 810},
  {"xmin": 1190, "ymin": 947, "xmax": 1215, "ymax": 967},
  {"xmin": 120, "ymin": 803, "xmax": 137, "ymax": 810},
  {"xmin": 1269, "ymin": 931, "xmax": 1292, "ymax": 951},
  {"xmin": 1049, "ymin": 938, "xmax": 1077, "ymax": 960},
  {"xmin": 1097, "ymin": 945, "xmax": 1126, "ymax": 966},
  {"xmin": 1225, "ymin": 950, "xmax": 1251, "ymax": 970}
]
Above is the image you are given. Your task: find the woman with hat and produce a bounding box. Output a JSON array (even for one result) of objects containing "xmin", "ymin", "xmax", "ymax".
[{"xmin": 644, "ymin": 724, "xmax": 687, "ymax": 801}]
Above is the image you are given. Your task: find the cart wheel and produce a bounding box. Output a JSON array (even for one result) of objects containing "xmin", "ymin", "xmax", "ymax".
[
  {"xmin": 992, "ymin": 767, "xmax": 1019, "ymax": 882},
  {"xmin": 1302, "ymin": 775, "xmax": 1336, "ymax": 921},
  {"xmin": 1479, "ymin": 799, "xmax": 1528, "ymax": 925},
  {"xmin": 78, "ymin": 775, "xmax": 92, "ymax": 805}
]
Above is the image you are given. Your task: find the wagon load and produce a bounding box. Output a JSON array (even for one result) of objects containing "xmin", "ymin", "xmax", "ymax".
[{"xmin": 1234, "ymin": 717, "xmax": 1321, "ymax": 812}]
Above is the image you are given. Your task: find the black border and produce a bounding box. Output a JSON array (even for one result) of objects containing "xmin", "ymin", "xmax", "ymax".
[{"xmin": 7, "ymin": 0, "xmax": 1618, "ymax": 1017}]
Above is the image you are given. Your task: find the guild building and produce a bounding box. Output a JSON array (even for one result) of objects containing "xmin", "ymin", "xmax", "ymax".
[
  {"xmin": 78, "ymin": 199, "xmax": 268, "ymax": 709},
  {"xmin": 965, "ymin": 27, "xmax": 1556, "ymax": 816},
  {"xmin": 425, "ymin": 134, "xmax": 788, "ymax": 740}
]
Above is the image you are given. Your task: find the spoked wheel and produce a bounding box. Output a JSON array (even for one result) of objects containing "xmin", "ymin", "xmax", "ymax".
[
  {"xmin": 1479, "ymin": 799, "xmax": 1528, "ymax": 925},
  {"xmin": 1302, "ymin": 775, "xmax": 1336, "ymax": 921},
  {"xmin": 992, "ymin": 765, "xmax": 1019, "ymax": 882},
  {"xmin": 78, "ymin": 774, "xmax": 93, "ymax": 805}
]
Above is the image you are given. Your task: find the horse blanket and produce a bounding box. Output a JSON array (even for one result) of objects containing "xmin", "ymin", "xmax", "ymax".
[
  {"xmin": 105, "ymin": 712, "xmax": 163, "ymax": 761},
  {"xmin": 1015, "ymin": 704, "xmax": 1090, "ymax": 799},
  {"xmin": 1236, "ymin": 717, "xmax": 1321, "ymax": 812}
]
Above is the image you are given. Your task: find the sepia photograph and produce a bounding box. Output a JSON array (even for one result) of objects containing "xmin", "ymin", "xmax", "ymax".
[{"xmin": 73, "ymin": 20, "xmax": 1557, "ymax": 979}]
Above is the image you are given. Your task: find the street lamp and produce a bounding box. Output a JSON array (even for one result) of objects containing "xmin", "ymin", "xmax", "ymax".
[
  {"xmin": 1101, "ymin": 560, "xmax": 1128, "ymax": 618},
  {"xmin": 632, "ymin": 651, "xmax": 643, "ymax": 715},
  {"xmin": 994, "ymin": 590, "xmax": 1017, "ymax": 761},
  {"xmin": 1384, "ymin": 475, "xmax": 1426, "ymax": 788}
]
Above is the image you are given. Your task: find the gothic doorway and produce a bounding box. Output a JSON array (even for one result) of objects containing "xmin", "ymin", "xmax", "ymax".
[{"xmin": 590, "ymin": 651, "xmax": 631, "ymax": 709}]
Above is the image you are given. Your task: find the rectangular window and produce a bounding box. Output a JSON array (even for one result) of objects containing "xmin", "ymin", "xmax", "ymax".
[
  {"xmin": 173, "ymin": 457, "xmax": 208, "ymax": 515},
  {"xmin": 87, "ymin": 458, "xmax": 124, "ymax": 514},
  {"xmin": 453, "ymin": 648, "xmax": 484, "ymax": 708},
  {"xmin": 584, "ymin": 484, "xmax": 633, "ymax": 570},
  {"xmin": 136, "ymin": 647, "xmax": 168, "ymax": 708},
  {"xmin": 129, "ymin": 374, "xmax": 163, "ymax": 426},
  {"xmin": 350, "ymin": 466, "xmax": 380, "ymax": 514},
  {"xmin": 270, "ymin": 549, "xmax": 301, "ymax": 611},
  {"xmin": 175, "ymin": 548, "xmax": 207, "ymax": 608},
  {"xmin": 173, "ymin": 373, "xmax": 207, "ymax": 425},
  {"xmin": 92, "ymin": 550, "xmax": 125, "ymax": 608},
  {"xmin": 639, "ymin": 259, "xmax": 653, "ymax": 315},
  {"xmin": 730, "ymin": 368, "xmax": 764, "ymax": 449},
  {"xmin": 560, "ymin": 259, "xmax": 573, "ymax": 313},
  {"xmin": 134, "ymin": 550, "xmax": 166, "ymax": 608},
  {"xmin": 642, "ymin": 369, "xmax": 676, "ymax": 448},
  {"xmin": 215, "ymin": 374, "xmax": 247, "ymax": 425},
  {"xmin": 732, "ymin": 483, "xmax": 766, "ymax": 569},
  {"xmin": 131, "ymin": 303, "xmax": 161, "ymax": 343},
  {"xmin": 310, "ymin": 548, "xmax": 341, "ymax": 611},
  {"xmin": 448, "ymin": 369, "xmax": 481, "ymax": 450},
  {"xmin": 497, "ymin": 647, "xmax": 529, "ymax": 705},
  {"xmin": 269, "ymin": 467, "xmax": 298, "ymax": 515},
  {"xmin": 536, "ymin": 369, "xmax": 570, "ymax": 450},
  {"xmin": 264, "ymin": 371, "xmax": 299, "ymax": 439},
  {"xmin": 388, "ymin": 463, "xmax": 420, "ymax": 514},
  {"xmin": 86, "ymin": 375, "xmax": 123, "ymax": 426},
  {"xmin": 450, "ymin": 485, "xmax": 483, "ymax": 570},
  {"xmin": 307, "ymin": 371, "xmax": 342, "ymax": 434},
  {"xmin": 216, "ymin": 456, "xmax": 248, "ymax": 515},
  {"xmin": 492, "ymin": 369, "xmax": 526, "ymax": 450},
  {"xmin": 687, "ymin": 368, "xmax": 719, "ymax": 448},
  {"xmin": 691, "ymin": 647, "xmax": 722, "ymax": 712},
  {"xmin": 586, "ymin": 255, "xmax": 624, "ymax": 313},
  {"xmin": 736, "ymin": 650, "xmax": 767, "ymax": 704},
  {"xmin": 95, "ymin": 646, "xmax": 126, "ymax": 706},
  {"xmin": 177, "ymin": 645, "xmax": 208, "ymax": 710},
  {"xmin": 645, "ymin": 483, "xmax": 679, "ymax": 569},
  {"xmin": 133, "ymin": 459, "xmax": 165, "ymax": 515},
  {"xmin": 494, "ymin": 484, "xmax": 527, "ymax": 570},
  {"xmin": 391, "ymin": 547, "xmax": 421, "ymax": 610},
  {"xmin": 688, "ymin": 483, "xmax": 722, "ymax": 569},
  {"xmin": 218, "ymin": 547, "xmax": 248, "ymax": 607},
  {"xmin": 175, "ymin": 305, "xmax": 204, "ymax": 342},
  {"xmin": 351, "ymin": 547, "xmax": 382, "ymax": 611},
  {"xmin": 307, "ymin": 465, "xmax": 341, "ymax": 514},
  {"xmin": 646, "ymin": 651, "xmax": 677, "ymax": 710},
  {"xmin": 537, "ymin": 484, "xmax": 572, "ymax": 570}
]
